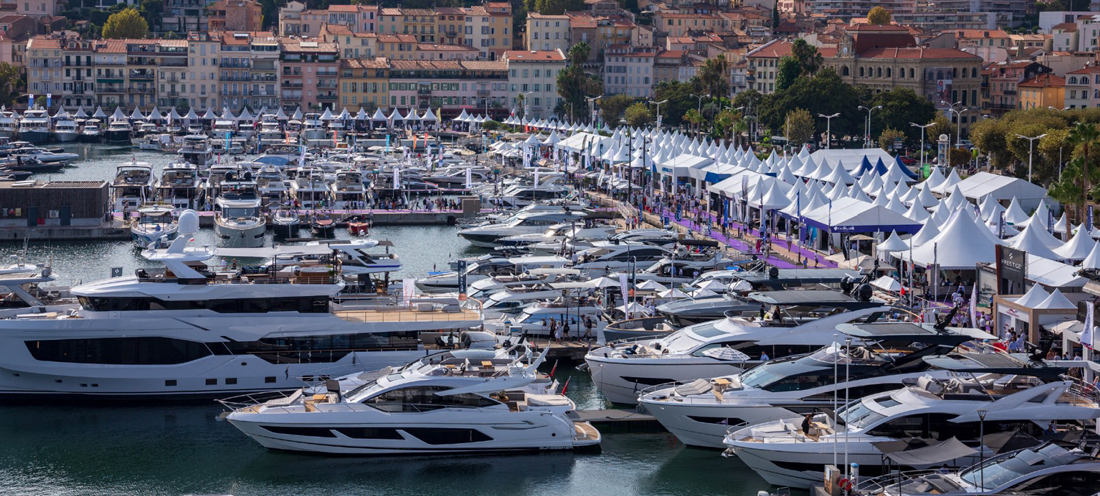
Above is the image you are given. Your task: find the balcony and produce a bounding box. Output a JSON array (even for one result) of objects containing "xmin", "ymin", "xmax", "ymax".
[
  {"xmin": 476, "ymin": 89, "xmax": 490, "ymax": 96},
  {"xmin": 417, "ymin": 88, "xmax": 431, "ymax": 95},
  {"xmin": 281, "ymin": 81, "xmax": 303, "ymax": 88},
  {"xmin": 161, "ymin": 59, "xmax": 188, "ymax": 67},
  {"xmin": 219, "ymin": 74, "xmax": 250, "ymax": 81},
  {"xmin": 221, "ymin": 60, "xmax": 251, "ymax": 68},
  {"xmin": 129, "ymin": 69, "xmax": 155, "ymax": 80},
  {"xmin": 98, "ymin": 84, "xmax": 125, "ymax": 92},
  {"xmin": 251, "ymin": 74, "xmax": 277, "ymax": 82},
  {"xmin": 249, "ymin": 90, "xmax": 276, "ymax": 96},
  {"xmin": 1003, "ymin": 90, "xmax": 1016, "ymax": 95}
]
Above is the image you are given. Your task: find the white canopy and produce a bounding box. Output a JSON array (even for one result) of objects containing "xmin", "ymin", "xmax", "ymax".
[
  {"xmin": 129, "ymin": 108, "xmax": 145, "ymax": 120},
  {"xmin": 92, "ymin": 106, "xmax": 107, "ymax": 118},
  {"xmin": 899, "ymin": 210, "xmax": 998, "ymax": 268},
  {"xmin": 1013, "ymin": 284, "xmax": 1050, "ymax": 307},
  {"xmin": 878, "ymin": 230, "xmax": 909, "ymax": 253},
  {"xmin": 202, "ymin": 108, "xmax": 218, "ymax": 119},
  {"xmin": 871, "ymin": 276, "xmax": 903, "ymax": 292}
]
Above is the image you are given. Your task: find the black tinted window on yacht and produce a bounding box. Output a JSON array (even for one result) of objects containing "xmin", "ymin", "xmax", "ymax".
[
  {"xmin": 364, "ymin": 386, "xmax": 498, "ymax": 410},
  {"xmin": 25, "ymin": 337, "xmax": 212, "ymax": 365},
  {"xmin": 78, "ymin": 296, "xmax": 329, "ymax": 313}
]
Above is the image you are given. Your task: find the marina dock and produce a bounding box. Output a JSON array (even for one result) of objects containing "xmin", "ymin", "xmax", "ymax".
[{"xmin": 574, "ymin": 409, "xmax": 663, "ymax": 432}]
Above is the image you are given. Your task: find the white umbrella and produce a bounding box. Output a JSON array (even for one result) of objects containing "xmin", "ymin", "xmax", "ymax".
[
  {"xmin": 616, "ymin": 302, "xmax": 652, "ymax": 316},
  {"xmin": 728, "ymin": 280, "xmax": 753, "ymax": 292},
  {"xmin": 689, "ymin": 288, "xmax": 718, "ymax": 298},
  {"xmin": 636, "ymin": 280, "xmax": 667, "ymax": 291},
  {"xmin": 587, "ymin": 276, "xmax": 619, "ymax": 289},
  {"xmin": 658, "ymin": 288, "xmax": 688, "ymax": 298},
  {"xmin": 871, "ymin": 276, "xmax": 903, "ymax": 292},
  {"xmin": 696, "ymin": 279, "xmax": 727, "ymax": 291}
]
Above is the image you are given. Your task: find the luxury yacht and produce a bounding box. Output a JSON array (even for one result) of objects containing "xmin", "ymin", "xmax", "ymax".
[
  {"xmin": 301, "ymin": 113, "xmax": 327, "ymax": 142},
  {"xmin": 221, "ymin": 346, "xmax": 601, "ymax": 454},
  {"xmin": 289, "ymin": 167, "xmax": 330, "ymax": 210},
  {"xmin": 497, "ymin": 222, "xmax": 618, "ymax": 250},
  {"xmin": 607, "ymin": 251, "xmax": 734, "ymax": 286},
  {"xmin": 494, "ymin": 184, "xmax": 571, "ymax": 209},
  {"xmin": 331, "ymin": 169, "xmax": 367, "ymax": 209},
  {"xmin": 639, "ymin": 322, "xmax": 994, "ymax": 448},
  {"xmin": 0, "ymin": 110, "xmax": 17, "ymax": 139},
  {"xmin": 79, "ymin": 119, "xmax": 102, "ymax": 142},
  {"xmin": 856, "ymin": 442, "xmax": 1100, "ymax": 496},
  {"xmin": 178, "ymin": 135, "xmax": 214, "ymax": 168},
  {"xmin": 110, "ymin": 162, "xmax": 156, "ymax": 211},
  {"xmin": 212, "ymin": 119, "xmax": 236, "ymax": 137},
  {"xmin": 571, "ymin": 241, "xmax": 676, "ymax": 276},
  {"xmin": 17, "ymin": 109, "xmax": 50, "ymax": 144},
  {"xmin": 584, "ymin": 290, "xmax": 889, "ymax": 405},
  {"xmin": 130, "ymin": 205, "xmax": 178, "ymax": 248},
  {"xmin": 51, "ymin": 117, "xmax": 79, "ymax": 142},
  {"xmin": 104, "ymin": 119, "xmax": 133, "ymax": 144},
  {"xmin": 414, "ymin": 256, "xmax": 570, "ymax": 293},
  {"xmin": 723, "ymin": 361, "xmax": 1100, "ymax": 488},
  {"xmin": 457, "ymin": 210, "xmax": 588, "ymax": 248},
  {"xmin": 0, "ymin": 211, "xmax": 483, "ymax": 399},
  {"xmin": 255, "ymin": 164, "xmax": 290, "ymax": 206},
  {"xmin": 214, "ymin": 192, "xmax": 265, "ymax": 248},
  {"xmin": 155, "ymin": 161, "xmax": 202, "ymax": 210},
  {"xmin": 257, "ymin": 114, "xmax": 284, "ymax": 148}
]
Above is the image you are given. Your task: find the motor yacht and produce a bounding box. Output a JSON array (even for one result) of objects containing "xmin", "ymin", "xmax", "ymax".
[
  {"xmin": 639, "ymin": 322, "xmax": 994, "ymax": 448},
  {"xmin": 483, "ymin": 299, "xmax": 606, "ymax": 337},
  {"xmin": 457, "ymin": 210, "xmax": 588, "ymax": 248},
  {"xmin": 79, "ymin": 118, "xmax": 102, "ymax": 142},
  {"xmin": 0, "ymin": 212, "xmax": 483, "ymax": 398},
  {"xmin": 215, "ymin": 192, "xmax": 266, "ymax": 248},
  {"xmin": 493, "ymin": 184, "xmax": 571, "ymax": 209},
  {"xmin": 178, "ymin": 135, "xmax": 214, "ymax": 168},
  {"xmin": 608, "ymin": 251, "xmax": 734, "ymax": 287},
  {"xmin": 104, "ymin": 119, "xmax": 133, "ymax": 144},
  {"xmin": 414, "ymin": 256, "xmax": 570, "ymax": 293},
  {"xmin": 271, "ymin": 207, "xmax": 300, "ymax": 239},
  {"xmin": 723, "ymin": 360, "xmax": 1100, "ymax": 488},
  {"xmin": 571, "ymin": 241, "xmax": 675, "ymax": 276},
  {"xmin": 257, "ymin": 114, "xmax": 284, "ymax": 148},
  {"xmin": 130, "ymin": 205, "xmax": 178, "ymax": 248},
  {"xmin": 156, "ymin": 161, "xmax": 202, "ymax": 210},
  {"xmin": 310, "ymin": 212, "xmax": 336, "ymax": 239},
  {"xmin": 221, "ymin": 346, "xmax": 601, "ymax": 454},
  {"xmin": 51, "ymin": 117, "xmax": 79, "ymax": 142},
  {"xmin": 584, "ymin": 290, "xmax": 889, "ymax": 405},
  {"xmin": 254, "ymin": 164, "xmax": 290, "ymax": 206},
  {"xmin": 111, "ymin": 162, "xmax": 156, "ymax": 211},
  {"xmin": 17, "ymin": 109, "xmax": 50, "ymax": 144},
  {"xmin": 0, "ymin": 110, "xmax": 17, "ymax": 139},
  {"xmin": 497, "ymin": 222, "xmax": 617, "ymax": 250},
  {"xmin": 480, "ymin": 289, "xmax": 569, "ymax": 320},
  {"xmin": 301, "ymin": 113, "xmax": 327, "ymax": 143},
  {"xmin": 465, "ymin": 268, "xmax": 580, "ymax": 299},
  {"xmin": 856, "ymin": 442, "xmax": 1100, "ymax": 496},
  {"xmin": 331, "ymin": 169, "xmax": 367, "ymax": 209},
  {"xmin": 289, "ymin": 167, "xmax": 331, "ymax": 210},
  {"xmin": 212, "ymin": 119, "xmax": 236, "ymax": 138}
]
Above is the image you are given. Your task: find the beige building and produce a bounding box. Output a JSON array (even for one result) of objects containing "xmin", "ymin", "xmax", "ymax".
[
  {"xmin": 183, "ymin": 32, "xmax": 219, "ymax": 111},
  {"xmin": 526, "ymin": 13, "xmax": 570, "ymax": 52},
  {"xmin": 504, "ymin": 49, "xmax": 565, "ymax": 119}
]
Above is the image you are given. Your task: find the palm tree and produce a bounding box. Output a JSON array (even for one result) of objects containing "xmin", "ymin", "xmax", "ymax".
[
  {"xmin": 1068, "ymin": 122, "xmax": 1100, "ymax": 220},
  {"xmin": 791, "ymin": 39, "xmax": 823, "ymax": 75},
  {"xmin": 684, "ymin": 109, "xmax": 703, "ymax": 137}
]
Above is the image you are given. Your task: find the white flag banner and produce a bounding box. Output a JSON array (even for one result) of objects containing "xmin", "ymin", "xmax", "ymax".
[
  {"xmin": 393, "ymin": 168, "xmax": 400, "ymax": 190},
  {"xmin": 402, "ymin": 278, "xmax": 416, "ymax": 306},
  {"xmin": 1084, "ymin": 301, "xmax": 1094, "ymax": 350},
  {"xmin": 969, "ymin": 283, "xmax": 979, "ymax": 328},
  {"xmin": 618, "ymin": 273, "xmax": 629, "ymax": 316},
  {"xmin": 465, "ymin": 167, "xmax": 472, "ymax": 189},
  {"xmin": 534, "ymin": 169, "xmax": 540, "ymax": 188}
]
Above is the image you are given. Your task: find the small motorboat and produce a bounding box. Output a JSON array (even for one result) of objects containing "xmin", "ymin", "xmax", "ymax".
[
  {"xmin": 271, "ymin": 207, "xmax": 300, "ymax": 239},
  {"xmin": 344, "ymin": 214, "xmax": 370, "ymax": 236},
  {"xmin": 310, "ymin": 212, "xmax": 335, "ymax": 238}
]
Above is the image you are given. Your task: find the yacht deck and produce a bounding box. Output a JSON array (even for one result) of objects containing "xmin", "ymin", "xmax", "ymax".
[{"xmin": 335, "ymin": 307, "xmax": 481, "ymax": 324}]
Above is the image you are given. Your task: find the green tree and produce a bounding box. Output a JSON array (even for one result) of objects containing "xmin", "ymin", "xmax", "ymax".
[
  {"xmin": 0, "ymin": 62, "xmax": 24, "ymax": 108},
  {"xmin": 785, "ymin": 108, "xmax": 814, "ymax": 147},
  {"xmin": 556, "ymin": 42, "xmax": 600, "ymax": 123},
  {"xmin": 758, "ymin": 68, "xmax": 864, "ymax": 140},
  {"xmin": 597, "ymin": 94, "xmax": 635, "ymax": 125},
  {"xmin": 1038, "ymin": 129, "xmax": 1072, "ymax": 182},
  {"xmin": 926, "ymin": 113, "xmax": 956, "ymax": 146},
  {"xmin": 653, "ymin": 80, "xmax": 698, "ymax": 127},
  {"xmin": 102, "ymin": 7, "xmax": 148, "ymax": 39},
  {"xmin": 1068, "ymin": 122, "xmax": 1100, "ymax": 220},
  {"xmin": 623, "ymin": 102, "xmax": 653, "ymax": 128},
  {"xmin": 948, "ymin": 147, "xmax": 971, "ymax": 167},
  {"xmin": 871, "ymin": 87, "xmax": 936, "ymax": 145},
  {"xmin": 867, "ymin": 6, "xmax": 892, "ymax": 25},
  {"xmin": 790, "ymin": 39, "xmax": 823, "ymax": 75},
  {"xmin": 776, "ymin": 57, "xmax": 801, "ymax": 91},
  {"xmin": 878, "ymin": 128, "xmax": 906, "ymax": 150},
  {"xmin": 684, "ymin": 108, "xmax": 703, "ymax": 135},
  {"xmin": 694, "ymin": 55, "xmax": 730, "ymax": 99}
]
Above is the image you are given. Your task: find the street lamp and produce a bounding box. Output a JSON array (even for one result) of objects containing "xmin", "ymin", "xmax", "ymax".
[
  {"xmin": 584, "ymin": 96, "xmax": 600, "ymax": 127},
  {"xmin": 519, "ymin": 91, "xmax": 534, "ymax": 120},
  {"xmin": 857, "ymin": 105, "xmax": 882, "ymax": 148},
  {"xmin": 1016, "ymin": 133, "xmax": 1046, "ymax": 182},
  {"xmin": 693, "ymin": 93, "xmax": 710, "ymax": 113},
  {"xmin": 977, "ymin": 409, "xmax": 988, "ymax": 491},
  {"xmin": 911, "ymin": 122, "xmax": 935, "ymax": 175},
  {"xmin": 942, "ymin": 101, "xmax": 968, "ymax": 147},
  {"xmin": 818, "ymin": 112, "xmax": 840, "ymax": 149},
  {"xmin": 648, "ymin": 99, "xmax": 668, "ymax": 129}
]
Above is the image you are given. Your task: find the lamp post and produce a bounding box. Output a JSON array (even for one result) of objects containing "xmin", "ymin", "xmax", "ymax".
[
  {"xmin": 584, "ymin": 96, "xmax": 600, "ymax": 127},
  {"xmin": 857, "ymin": 105, "xmax": 881, "ymax": 148},
  {"xmin": 941, "ymin": 101, "xmax": 968, "ymax": 147},
  {"xmin": 693, "ymin": 93, "xmax": 710, "ymax": 113},
  {"xmin": 1016, "ymin": 133, "xmax": 1046, "ymax": 182},
  {"xmin": 911, "ymin": 122, "xmax": 935, "ymax": 175},
  {"xmin": 648, "ymin": 99, "xmax": 668, "ymax": 128},
  {"xmin": 977, "ymin": 408, "xmax": 988, "ymax": 491},
  {"xmin": 818, "ymin": 112, "xmax": 840, "ymax": 149},
  {"xmin": 732, "ymin": 105, "xmax": 744, "ymax": 149}
]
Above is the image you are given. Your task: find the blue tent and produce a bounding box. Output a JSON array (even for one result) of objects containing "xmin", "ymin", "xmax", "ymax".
[
  {"xmin": 892, "ymin": 154, "xmax": 919, "ymax": 179},
  {"xmin": 852, "ymin": 156, "xmax": 874, "ymax": 179},
  {"xmin": 872, "ymin": 157, "xmax": 890, "ymax": 176}
]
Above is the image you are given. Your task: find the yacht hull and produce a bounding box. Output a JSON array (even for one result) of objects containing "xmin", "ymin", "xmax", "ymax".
[
  {"xmin": 585, "ymin": 354, "xmax": 748, "ymax": 405},
  {"xmin": 642, "ymin": 402, "xmax": 800, "ymax": 449},
  {"xmin": 215, "ymin": 221, "xmax": 266, "ymax": 247},
  {"xmin": 272, "ymin": 222, "xmax": 299, "ymax": 239},
  {"xmin": 53, "ymin": 131, "xmax": 79, "ymax": 143},
  {"xmin": 20, "ymin": 130, "xmax": 50, "ymax": 144},
  {"xmin": 79, "ymin": 132, "xmax": 101, "ymax": 143},
  {"xmin": 105, "ymin": 130, "xmax": 132, "ymax": 144}
]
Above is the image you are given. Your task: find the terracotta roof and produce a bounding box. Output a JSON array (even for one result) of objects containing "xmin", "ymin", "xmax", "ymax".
[
  {"xmin": 1019, "ymin": 73, "xmax": 1065, "ymax": 88},
  {"xmin": 340, "ymin": 57, "xmax": 389, "ymax": 69},
  {"xmin": 503, "ymin": 50, "xmax": 565, "ymax": 61},
  {"xmin": 947, "ymin": 29, "xmax": 1009, "ymax": 39},
  {"xmin": 377, "ymin": 34, "xmax": 418, "ymax": 43},
  {"xmin": 402, "ymin": 8, "xmax": 434, "ymax": 15},
  {"xmin": 747, "ymin": 40, "xmax": 790, "ymax": 58},
  {"xmin": 1068, "ymin": 65, "xmax": 1100, "ymax": 74},
  {"xmin": 1052, "ymin": 22, "xmax": 1078, "ymax": 32},
  {"xmin": 389, "ymin": 59, "xmax": 463, "ymax": 70},
  {"xmin": 322, "ymin": 24, "xmax": 354, "ymax": 36},
  {"xmin": 380, "ymin": 7, "xmax": 401, "ymax": 16},
  {"xmin": 657, "ymin": 49, "xmax": 686, "ymax": 59},
  {"xmin": 858, "ymin": 47, "xmax": 980, "ymax": 60},
  {"xmin": 27, "ymin": 35, "xmax": 59, "ymax": 49},
  {"xmin": 527, "ymin": 13, "xmax": 570, "ymax": 19},
  {"xmin": 436, "ymin": 7, "xmax": 464, "ymax": 15},
  {"xmin": 417, "ymin": 43, "xmax": 478, "ymax": 51},
  {"xmin": 327, "ymin": 4, "xmax": 360, "ymax": 12},
  {"xmin": 0, "ymin": 14, "xmax": 26, "ymax": 23},
  {"xmin": 280, "ymin": 38, "xmax": 338, "ymax": 53},
  {"xmin": 460, "ymin": 60, "xmax": 507, "ymax": 71}
]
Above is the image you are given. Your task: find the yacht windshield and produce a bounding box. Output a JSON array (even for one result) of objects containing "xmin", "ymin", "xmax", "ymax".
[
  {"xmin": 959, "ymin": 445, "xmax": 1070, "ymax": 490},
  {"xmin": 739, "ymin": 356, "xmax": 832, "ymax": 391},
  {"xmin": 836, "ymin": 400, "xmax": 886, "ymax": 429},
  {"xmin": 223, "ymin": 207, "xmax": 257, "ymax": 218}
]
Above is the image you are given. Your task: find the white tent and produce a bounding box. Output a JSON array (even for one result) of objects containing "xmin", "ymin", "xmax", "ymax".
[
  {"xmin": 658, "ymin": 288, "xmax": 689, "ymax": 298},
  {"xmin": 202, "ymin": 108, "xmax": 218, "ymax": 120},
  {"xmin": 878, "ymin": 230, "xmax": 909, "ymax": 253},
  {"xmin": 636, "ymin": 280, "xmax": 667, "ymax": 291},
  {"xmin": 1081, "ymin": 240, "xmax": 1100, "ymax": 270},
  {"xmin": 111, "ymin": 107, "xmax": 127, "ymax": 120},
  {"xmin": 954, "ymin": 171, "xmax": 1052, "ymax": 212},
  {"xmin": 1005, "ymin": 223, "xmax": 1061, "ymax": 259},
  {"xmin": 802, "ymin": 197, "xmax": 921, "ymax": 234},
  {"xmin": 92, "ymin": 106, "xmax": 107, "ymax": 118},
  {"xmin": 1004, "ymin": 198, "xmax": 1029, "ymax": 225},
  {"xmin": 871, "ymin": 276, "xmax": 903, "ymax": 292},
  {"xmin": 185, "ymin": 108, "xmax": 199, "ymax": 120},
  {"xmin": 1034, "ymin": 289, "xmax": 1076, "ymax": 310},
  {"xmin": 899, "ymin": 210, "xmax": 998, "ymax": 268},
  {"xmin": 1012, "ymin": 284, "xmax": 1049, "ymax": 307},
  {"xmin": 1053, "ymin": 228, "xmax": 1096, "ymax": 261},
  {"xmin": 129, "ymin": 108, "xmax": 145, "ymax": 120}
]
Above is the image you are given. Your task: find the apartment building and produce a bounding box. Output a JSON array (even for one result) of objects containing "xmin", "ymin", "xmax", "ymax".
[
  {"xmin": 1065, "ymin": 66, "xmax": 1100, "ymax": 109},
  {"xmin": 279, "ymin": 38, "xmax": 338, "ymax": 111},
  {"xmin": 526, "ymin": 13, "xmax": 570, "ymax": 52},
  {"xmin": 1018, "ymin": 74, "xmax": 1065, "ymax": 110},
  {"xmin": 339, "ymin": 57, "xmax": 389, "ymax": 111},
  {"xmin": 503, "ymin": 49, "xmax": 565, "ymax": 119},
  {"xmin": 183, "ymin": 32, "xmax": 219, "ymax": 111},
  {"xmin": 155, "ymin": 39, "xmax": 188, "ymax": 111},
  {"xmin": 603, "ymin": 45, "xmax": 657, "ymax": 98}
]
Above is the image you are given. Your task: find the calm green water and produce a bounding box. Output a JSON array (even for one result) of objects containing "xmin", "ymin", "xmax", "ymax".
[{"xmin": 0, "ymin": 144, "xmax": 772, "ymax": 495}]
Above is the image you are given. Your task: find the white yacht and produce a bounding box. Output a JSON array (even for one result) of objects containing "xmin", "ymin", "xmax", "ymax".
[
  {"xmin": 255, "ymin": 164, "xmax": 290, "ymax": 206},
  {"xmin": 257, "ymin": 114, "xmax": 284, "ymax": 148},
  {"xmin": 155, "ymin": 161, "xmax": 203, "ymax": 210},
  {"xmin": 414, "ymin": 256, "xmax": 569, "ymax": 293},
  {"xmin": 301, "ymin": 113, "xmax": 327, "ymax": 142},
  {"xmin": 130, "ymin": 205, "xmax": 178, "ymax": 248},
  {"xmin": 214, "ymin": 193, "xmax": 266, "ymax": 248},
  {"xmin": 497, "ymin": 222, "xmax": 618, "ymax": 250},
  {"xmin": 571, "ymin": 241, "xmax": 674, "ymax": 276},
  {"xmin": 289, "ymin": 167, "xmax": 331, "ymax": 210},
  {"xmin": 104, "ymin": 119, "xmax": 133, "ymax": 144},
  {"xmin": 212, "ymin": 119, "xmax": 236, "ymax": 137},
  {"xmin": 494, "ymin": 184, "xmax": 571, "ymax": 208},
  {"xmin": 0, "ymin": 212, "xmax": 483, "ymax": 398},
  {"xmin": 484, "ymin": 300, "xmax": 607, "ymax": 337},
  {"xmin": 178, "ymin": 135, "xmax": 214, "ymax": 168},
  {"xmin": 724, "ymin": 366, "xmax": 1100, "ymax": 488},
  {"xmin": 271, "ymin": 207, "xmax": 300, "ymax": 239},
  {"xmin": 0, "ymin": 110, "xmax": 17, "ymax": 139},
  {"xmin": 221, "ymin": 346, "xmax": 601, "ymax": 454},
  {"xmin": 457, "ymin": 210, "xmax": 588, "ymax": 248},
  {"xmin": 607, "ymin": 251, "xmax": 734, "ymax": 286},
  {"xmin": 856, "ymin": 442, "xmax": 1100, "ymax": 496},
  {"xmin": 584, "ymin": 291, "xmax": 889, "ymax": 404},
  {"xmin": 17, "ymin": 109, "xmax": 50, "ymax": 144},
  {"xmin": 79, "ymin": 119, "xmax": 102, "ymax": 142},
  {"xmin": 638, "ymin": 322, "xmax": 994, "ymax": 449},
  {"xmin": 51, "ymin": 117, "xmax": 79, "ymax": 142},
  {"xmin": 110, "ymin": 162, "xmax": 156, "ymax": 211},
  {"xmin": 331, "ymin": 169, "xmax": 367, "ymax": 209}
]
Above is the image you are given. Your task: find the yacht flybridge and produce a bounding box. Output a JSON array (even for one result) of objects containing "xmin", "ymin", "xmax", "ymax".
[
  {"xmin": 221, "ymin": 346, "xmax": 601, "ymax": 454},
  {"xmin": 723, "ymin": 354, "xmax": 1100, "ymax": 488},
  {"xmin": 638, "ymin": 322, "xmax": 996, "ymax": 448},
  {"xmin": 585, "ymin": 290, "xmax": 889, "ymax": 404},
  {"xmin": 0, "ymin": 211, "xmax": 483, "ymax": 399}
]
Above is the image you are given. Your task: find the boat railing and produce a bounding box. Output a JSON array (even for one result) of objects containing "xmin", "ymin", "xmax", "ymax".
[{"xmin": 855, "ymin": 469, "xmax": 946, "ymax": 493}]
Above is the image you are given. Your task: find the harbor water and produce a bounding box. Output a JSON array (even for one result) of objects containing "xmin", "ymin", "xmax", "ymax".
[{"xmin": 0, "ymin": 144, "xmax": 771, "ymax": 495}]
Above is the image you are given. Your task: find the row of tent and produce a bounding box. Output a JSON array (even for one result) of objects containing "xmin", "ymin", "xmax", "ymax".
[{"xmin": 24, "ymin": 105, "xmax": 445, "ymax": 124}]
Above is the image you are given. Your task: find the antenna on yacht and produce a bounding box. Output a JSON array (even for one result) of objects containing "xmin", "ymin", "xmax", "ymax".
[{"xmin": 844, "ymin": 336, "xmax": 852, "ymax": 480}]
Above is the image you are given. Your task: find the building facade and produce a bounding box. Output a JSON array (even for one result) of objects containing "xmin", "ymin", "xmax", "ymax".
[{"xmin": 503, "ymin": 49, "xmax": 564, "ymax": 119}]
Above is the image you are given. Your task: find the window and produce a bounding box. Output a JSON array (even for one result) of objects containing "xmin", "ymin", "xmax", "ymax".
[{"xmin": 26, "ymin": 337, "xmax": 212, "ymax": 365}]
